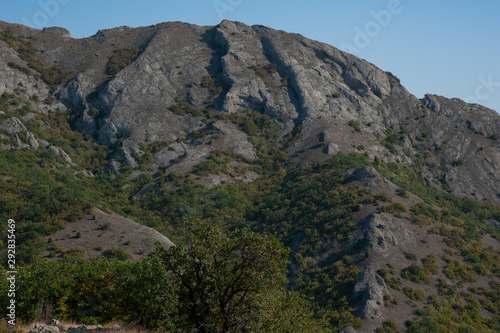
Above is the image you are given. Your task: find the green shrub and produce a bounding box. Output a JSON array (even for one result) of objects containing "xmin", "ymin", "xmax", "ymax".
[
  {"xmin": 405, "ymin": 252, "xmax": 418, "ymax": 261},
  {"xmin": 7, "ymin": 61, "xmax": 31, "ymax": 75},
  {"xmin": 401, "ymin": 264, "xmax": 430, "ymax": 284},
  {"xmin": 348, "ymin": 120, "xmax": 361, "ymax": 132},
  {"xmin": 396, "ymin": 187, "xmax": 408, "ymax": 198},
  {"xmin": 422, "ymin": 254, "xmax": 439, "ymax": 275},
  {"xmin": 0, "ymin": 29, "xmax": 17, "ymax": 47},
  {"xmin": 410, "ymin": 203, "xmax": 440, "ymax": 226},
  {"xmin": 375, "ymin": 192, "xmax": 392, "ymax": 202},
  {"xmin": 64, "ymin": 247, "xmax": 85, "ymax": 259},
  {"xmin": 152, "ymin": 220, "xmax": 327, "ymax": 331},
  {"xmin": 100, "ymin": 222, "xmax": 112, "ymax": 230},
  {"xmin": 383, "ymin": 128, "xmax": 402, "ymax": 145},
  {"xmin": 250, "ymin": 64, "xmax": 278, "ymax": 80},
  {"xmin": 407, "ymin": 316, "xmax": 439, "ymax": 333},
  {"xmin": 201, "ymin": 74, "xmax": 223, "ymax": 97},
  {"xmin": 381, "ymin": 203, "xmax": 407, "ymax": 213},
  {"xmin": 102, "ymin": 247, "xmax": 130, "ymax": 261},
  {"xmin": 88, "ymin": 107, "xmax": 100, "ymax": 119},
  {"xmin": 168, "ymin": 97, "xmax": 204, "ymax": 116},
  {"xmin": 403, "ymin": 286, "xmax": 425, "ymax": 301},
  {"xmin": 376, "ymin": 319, "xmax": 401, "ymax": 333},
  {"xmin": 443, "ymin": 257, "xmax": 477, "ymax": 283},
  {"xmin": 106, "ymin": 47, "xmax": 141, "ymax": 75}
]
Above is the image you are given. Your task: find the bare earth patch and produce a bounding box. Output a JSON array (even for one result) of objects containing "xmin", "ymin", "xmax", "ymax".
[{"xmin": 40, "ymin": 208, "xmax": 174, "ymax": 261}]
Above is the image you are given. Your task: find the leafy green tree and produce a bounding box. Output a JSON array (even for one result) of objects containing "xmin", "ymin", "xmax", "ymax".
[
  {"xmin": 112, "ymin": 255, "xmax": 177, "ymax": 330},
  {"xmin": 13, "ymin": 259, "xmax": 75, "ymax": 321},
  {"xmin": 154, "ymin": 220, "xmax": 327, "ymax": 332}
]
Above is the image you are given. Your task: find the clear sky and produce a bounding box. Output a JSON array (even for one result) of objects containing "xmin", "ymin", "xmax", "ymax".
[{"xmin": 1, "ymin": 0, "xmax": 499, "ymax": 112}]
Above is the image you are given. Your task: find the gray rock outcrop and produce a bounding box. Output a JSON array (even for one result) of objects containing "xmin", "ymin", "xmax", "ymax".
[
  {"xmin": 43, "ymin": 26, "xmax": 71, "ymax": 38},
  {"xmin": 361, "ymin": 213, "xmax": 417, "ymax": 257},
  {"xmin": 28, "ymin": 324, "xmax": 59, "ymax": 333},
  {"xmin": 0, "ymin": 117, "xmax": 26, "ymax": 134},
  {"xmin": 48, "ymin": 146, "xmax": 74, "ymax": 164},
  {"xmin": 352, "ymin": 267, "xmax": 388, "ymax": 322},
  {"xmin": 209, "ymin": 120, "xmax": 257, "ymax": 160},
  {"xmin": 26, "ymin": 131, "xmax": 39, "ymax": 150}
]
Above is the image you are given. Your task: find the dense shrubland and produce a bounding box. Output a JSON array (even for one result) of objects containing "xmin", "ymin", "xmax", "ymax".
[
  {"xmin": 0, "ymin": 221, "xmax": 327, "ymax": 332},
  {"xmin": 0, "ymin": 99, "xmax": 499, "ymax": 331}
]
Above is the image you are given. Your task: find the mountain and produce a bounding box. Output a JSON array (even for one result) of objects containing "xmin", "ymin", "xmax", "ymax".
[
  {"xmin": 2, "ymin": 19, "xmax": 499, "ymax": 202},
  {"xmin": 0, "ymin": 20, "xmax": 499, "ymax": 332}
]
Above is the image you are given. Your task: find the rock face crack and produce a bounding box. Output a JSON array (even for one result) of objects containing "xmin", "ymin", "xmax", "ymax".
[{"xmin": 258, "ymin": 33, "xmax": 305, "ymax": 121}]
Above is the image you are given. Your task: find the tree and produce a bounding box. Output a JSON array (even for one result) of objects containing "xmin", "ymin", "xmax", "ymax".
[{"xmin": 154, "ymin": 220, "xmax": 327, "ymax": 332}]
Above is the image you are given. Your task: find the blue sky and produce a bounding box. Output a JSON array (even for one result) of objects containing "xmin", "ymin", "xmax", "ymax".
[{"xmin": 1, "ymin": 0, "xmax": 499, "ymax": 112}]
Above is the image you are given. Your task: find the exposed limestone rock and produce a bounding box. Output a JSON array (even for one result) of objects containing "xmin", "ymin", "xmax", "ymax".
[
  {"xmin": 98, "ymin": 121, "xmax": 119, "ymax": 145},
  {"xmin": 0, "ymin": 117, "xmax": 27, "ymax": 134},
  {"xmin": 104, "ymin": 159, "xmax": 122, "ymax": 179},
  {"xmin": 75, "ymin": 169, "xmax": 95, "ymax": 177},
  {"xmin": 209, "ymin": 120, "xmax": 257, "ymax": 160},
  {"xmin": 28, "ymin": 322, "xmax": 125, "ymax": 332},
  {"xmin": 48, "ymin": 146, "xmax": 73, "ymax": 164},
  {"xmin": 22, "ymin": 112, "xmax": 37, "ymax": 122},
  {"xmin": 486, "ymin": 219, "xmax": 500, "ymax": 229},
  {"xmin": 0, "ymin": 43, "xmax": 66, "ymax": 115},
  {"xmin": 43, "ymin": 26, "xmax": 71, "ymax": 38},
  {"xmin": 153, "ymin": 146, "xmax": 184, "ymax": 167},
  {"xmin": 352, "ymin": 267, "xmax": 388, "ymax": 322},
  {"xmin": 112, "ymin": 147, "xmax": 139, "ymax": 168},
  {"xmin": 166, "ymin": 143, "xmax": 214, "ymax": 175},
  {"xmin": 324, "ymin": 143, "xmax": 340, "ymax": 155},
  {"xmin": 14, "ymin": 133, "xmax": 29, "ymax": 149},
  {"xmin": 348, "ymin": 166, "xmax": 378, "ymax": 181},
  {"xmin": 75, "ymin": 111, "xmax": 98, "ymax": 134},
  {"xmin": 26, "ymin": 131, "xmax": 39, "ymax": 150},
  {"xmin": 28, "ymin": 324, "xmax": 59, "ymax": 333},
  {"xmin": 361, "ymin": 213, "xmax": 417, "ymax": 257},
  {"xmin": 344, "ymin": 166, "xmax": 398, "ymax": 195},
  {"xmin": 38, "ymin": 139, "xmax": 50, "ymax": 148}
]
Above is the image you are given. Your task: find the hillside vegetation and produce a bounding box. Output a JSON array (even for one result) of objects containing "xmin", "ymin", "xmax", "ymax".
[{"xmin": 1, "ymin": 122, "xmax": 499, "ymax": 331}]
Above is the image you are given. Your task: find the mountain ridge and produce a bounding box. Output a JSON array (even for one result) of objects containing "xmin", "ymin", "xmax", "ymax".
[{"xmin": 34, "ymin": 18, "xmax": 500, "ymax": 204}]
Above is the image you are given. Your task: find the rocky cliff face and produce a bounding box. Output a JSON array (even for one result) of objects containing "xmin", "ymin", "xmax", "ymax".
[{"xmin": 1, "ymin": 19, "xmax": 498, "ymax": 203}]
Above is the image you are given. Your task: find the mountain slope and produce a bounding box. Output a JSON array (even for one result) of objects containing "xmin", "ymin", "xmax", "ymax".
[
  {"xmin": 0, "ymin": 20, "xmax": 499, "ymax": 332},
  {"xmin": 1, "ymin": 19, "xmax": 499, "ymax": 203}
]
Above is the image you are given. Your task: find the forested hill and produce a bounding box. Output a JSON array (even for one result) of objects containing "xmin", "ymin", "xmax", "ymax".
[{"xmin": 0, "ymin": 20, "xmax": 499, "ymax": 332}]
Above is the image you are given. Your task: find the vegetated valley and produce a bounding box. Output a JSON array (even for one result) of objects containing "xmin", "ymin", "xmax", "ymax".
[{"xmin": 0, "ymin": 19, "xmax": 499, "ymax": 332}]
